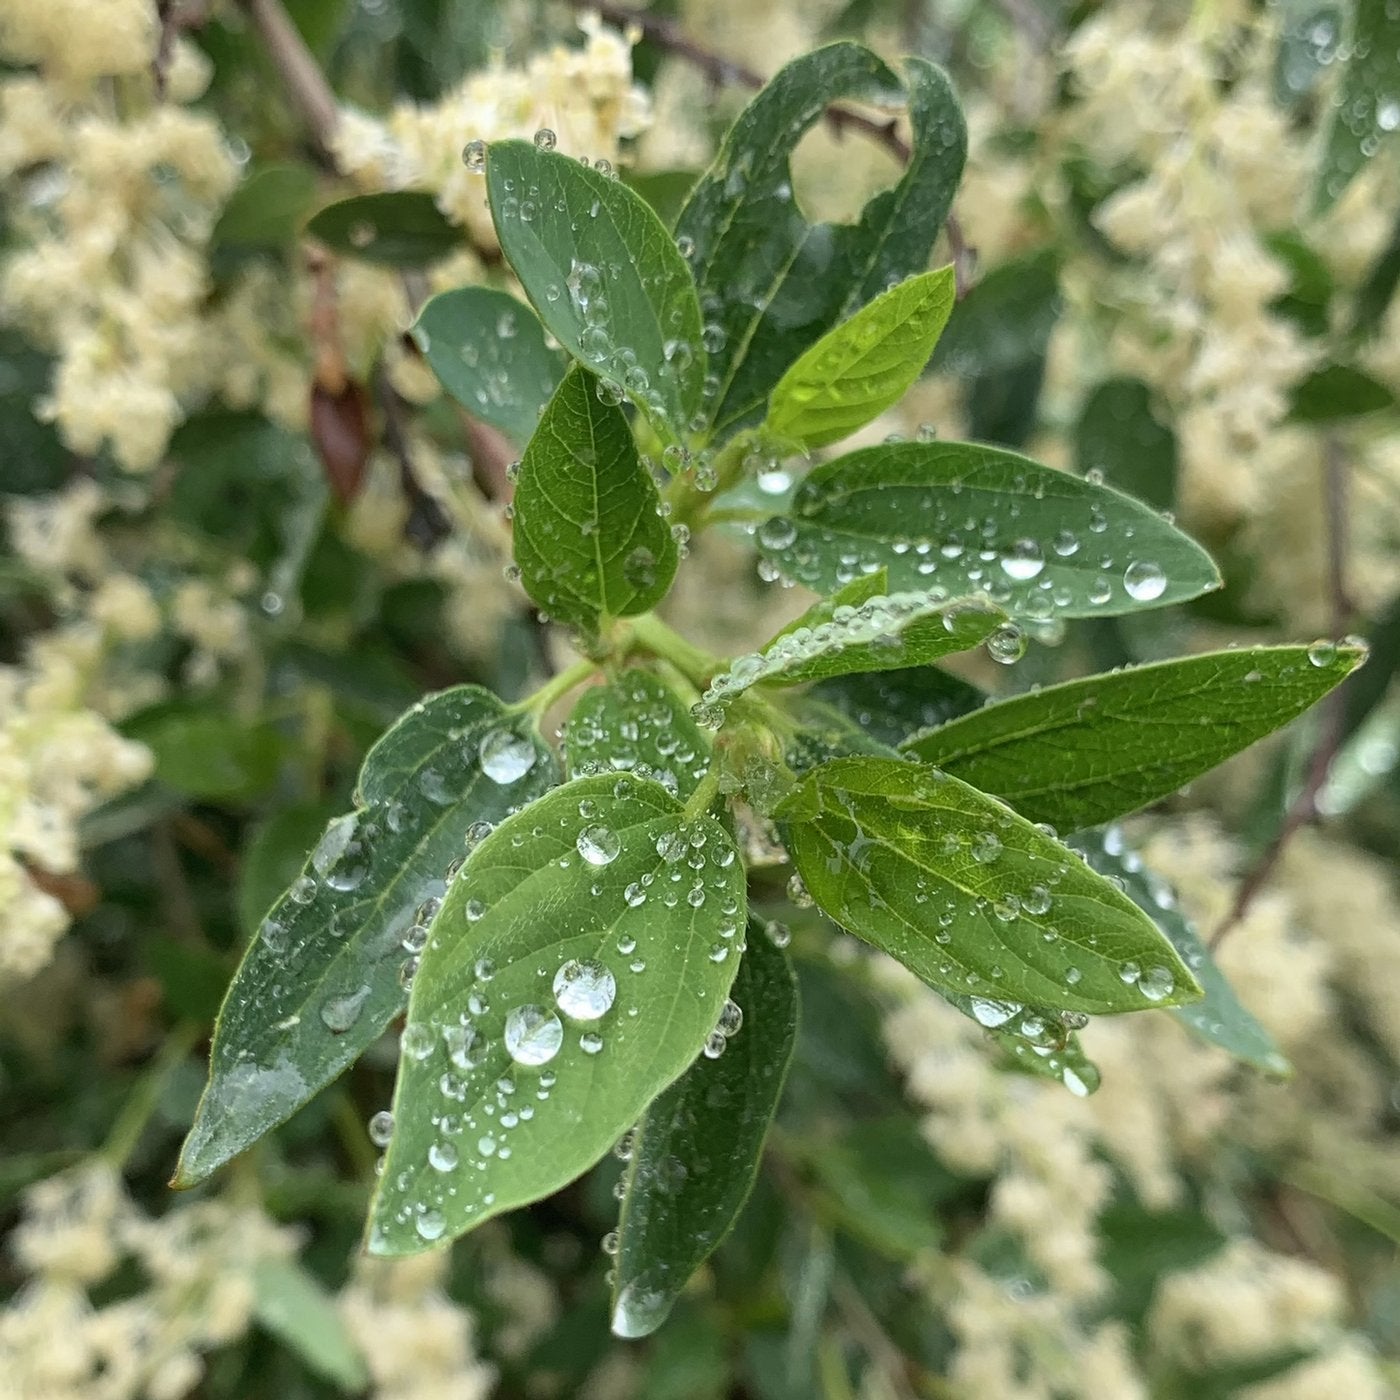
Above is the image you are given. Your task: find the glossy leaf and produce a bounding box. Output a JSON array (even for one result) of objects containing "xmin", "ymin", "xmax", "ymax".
[
  {"xmin": 367, "ymin": 773, "xmax": 745, "ymax": 1255},
  {"xmin": 755, "ymin": 440, "xmax": 1220, "ymax": 619},
  {"xmin": 1314, "ymin": 0, "xmax": 1400, "ymax": 212},
  {"xmin": 486, "ymin": 140, "xmax": 705, "ymax": 442},
  {"xmin": 776, "ymin": 757, "xmax": 1201, "ymax": 1015},
  {"xmin": 1068, "ymin": 826, "xmax": 1289, "ymax": 1076},
  {"xmin": 306, "ymin": 191, "xmax": 462, "ymax": 265},
  {"xmin": 174, "ymin": 687, "xmax": 559, "ymax": 1187},
  {"xmin": 904, "ymin": 644, "xmax": 1365, "ymax": 831},
  {"xmin": 765, "ymin": 268, "xmax": 956, "ymax": 450},
  {"xmin": 512, "ymin": 368, "xmax": 678, "ymax": 633},
  {"xmin": 676, "ymin": 45, "xmax": 966, "ymax": 438},
  {"xmin": 412, "ymin": 287, "xmax": 565, "ymax": 446},
  {"xmin": 565, "ymin": 669, "xmax": 712, "ymax": 801},
  {"xmin": 611, "ymin": 925, "xmax": 798, "ymax": 1338},
  {"xmin": 696, "ymin": 585, "xmax": 1002, "ymax": 722}
]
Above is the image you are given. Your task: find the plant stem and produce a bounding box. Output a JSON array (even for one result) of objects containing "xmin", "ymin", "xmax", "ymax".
[
  {"xmin": 510, "ymin": 657, "xmax": 599, "ymax": 719},
  {"xmin": 103, "ymin": 1021, "xmax": 203, "ymax": 1170},
  {"xmin": 626, "ymin": 613, "xmax": 723, "ymax": 687},
  {"xmin": 682, "ymin": 768, "xmax": 723, "ymax": 822}
]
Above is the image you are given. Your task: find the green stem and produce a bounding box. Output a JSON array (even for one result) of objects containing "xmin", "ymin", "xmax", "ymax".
[
  {"xmin": 627, "ymin": 613, "xmax": 723, "ymax": 688},
  {"xmin": 103, "ymin": 1021, "xmax": 202, "ymax": 1170},
  {"xmin": 666, "ymin": 431, "xmax": 757, "ymax": 531},
  {"xmin": 509, "ymin": 657, "xmax": 598, "ymax": 719},
  {"xmin": 682, "ymin": 767, "xmax": 723, "ymax": 822}
]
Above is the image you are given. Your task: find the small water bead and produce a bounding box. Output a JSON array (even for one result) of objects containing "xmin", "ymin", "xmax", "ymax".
[
  {"xmin": 289, "ymin": 875, "xmax": 316, "ymax": 905},
  {"xmin": 970, "ymin": 832, "xmax": 1003, "ymax": 864},
  {"xmin": 474, "ymin": 957, "xmax": 495, "ymax": 982},
  {"xmin": 677, "ymin": 234, "xmax": 695, "ymax": 257},
  {"xmin": 399, "ymin": 956, "xmax": 420, "ymax": 988},
  {"xmin": 465, "ymin": 899, "xmax": 486, "ymax": 922},
  {"xmin": 1138, "ymin": 965, "xmax": 1175, "ymax": 1002},
  {"xmin": 1118, "ymin": 960, "xmax": 1142, "ymax": 986},
  {"xmin": 260, "ymin": 917, "xmax": 289, "ymax": 954},
  {"xmin": 1122, "ymin": 560, "xmax": 1167, "ymax": 602},
  {"xmin": 1023, "ymin": 884, "xmax": 1053, "ymax": 916},
  {"xmin": 463, "ymin": 139, "xmax": 487, "ymax": 172},
  {"xmin": 576, "ymin": 824, "xmax": 621, "ymax": 866},
  {"xmin": 758, "ymin": 516, "xmax": 798, "ymax": 551},
  {"xmin": 655, "ymin": 830, "xmax": 688, "ymax": 863},
  {"xmin": 1307, "ymin": 639, "xmax": 1338, "ymax": 668},
  {"xmin": 579, "ymin": 1030, "xmax": 605, "ymax": 1054},
  {"xmin": 716, "ymin": 998, "xmax": 743, "ymax": 1037},
  {"xmin": 415, "ymin": 1209, "xmax": 446, "ymax": 1241},
  {"xmin": 701, "ymin": 1030, "xmax": 728, "ymax": 1059},
  {"xmin": 464, "ymin": 820, "xmax": 494, "ymax": 850},
  {"xmin": 479, "ymin": 729, "xmax": 538, "ymax": 784},
  {"xmin": 601, "ymin": 1230, "xmax": 620, "ymax": 1256},
  {"xmin": 999, "ymin": 538, "xmax": 1045, "ymax": 581},
  {"xmin": 368, "ymin": 1111, "xmax": 395, "ymax": 1147},
  {"xmin": 320, "ymin": 987, "xmax": 370, "ymax": 1032},
  {"xmin": 765, "ymin": 919, "xmax": 792, "ymax": 948},
  {"xmin": 504, "ymin": 1005, "xmax": 564, "ymax": 1066},
  {"xmin": 401, "ymin": 1022, "xmax": 435, "ymax": 1060},
  {"xmin": 553, "ymin": 959, "xmax": 617, "ymax": 1020},
  {"xmin": 402, "ymin": 923, "xmax": 429, "ymax": 954},
  {"xmin": 987, "ymin": 623, "xmax": 1027, "ymax": 665},
  {"xmin": 428, "ymin": 1139, "xmax": 460, "ymax": 1173},
  {"xmin": 533, "ymin": 127, "xmax": 557, "ymax": 151}
]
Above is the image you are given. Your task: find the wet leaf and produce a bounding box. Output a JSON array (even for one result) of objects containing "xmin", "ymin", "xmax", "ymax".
[
  {"xmin": 367, "ymin": 773, "xmax": 745, "ymax": 1254},
  {"xmin": 776, "ymin": 757, "xmax": 1201, "ymax": 1015}
]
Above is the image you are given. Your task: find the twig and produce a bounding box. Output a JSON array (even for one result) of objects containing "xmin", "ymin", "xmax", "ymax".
[
  {"xmin": 564, "ymin": 0, "xmax": 975, "ymax": 297},
  {"xmin": 236, "ymin": 0, "xmax": 341, "ymax": 164},
  {"xmin": 1213, "ymin": 435, "xmax": 1354, "ymax": 948}
]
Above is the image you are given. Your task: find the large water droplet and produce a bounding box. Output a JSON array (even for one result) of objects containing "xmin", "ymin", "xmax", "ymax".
[
  {"xmin": 999, "ymin": 538, "xmax": 1045, "ymax": 581},
  {"xmin": 368, "ymin": 1110, "xmax": 394, "ymax": 1147},
  {"xmin": 576, "ymin": 824, "xmax": 621, "ymax": 866},
  {"xmin": 320, "ymin": 987, "xmax": 370, "ymax": 1032},
  {"xmin": 553, "ymin": 959, "xmax": 617, "ymax": 1020},
  {"xmin": 503, "ymin": 1004, "xmax": 564, "ymax": 1065},
  {"xmin": 1122, "ymin": 560, "xmax": 1167, "ymax": 602},
  {"xmin": 479, "ymin": 729, "xmax": 538, "ymax": 784}
]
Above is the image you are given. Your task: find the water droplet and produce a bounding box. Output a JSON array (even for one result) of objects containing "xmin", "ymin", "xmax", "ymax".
[
  {"xmin": 1307, "ymin": 639, "xmax": 1337, "ymax": 668},
  {"xmin": 429, "ymin": 1140, "xmax": 459, "ymax": 1172},
  {"xmin": 999, "ymin": 538, "xmax": 1045, "ymax": 581},
  {"xmin": 1139, "ymin": 965, "xmax": 1175, "ymax": 1001},
  {"xmin": 534, "ymin": 127, "xmax": 557, "ymax": 151},
  {"xmin": 577, "ymin": 824, "xmax": 621, "ymax": 866},
  {"xmin": 368, "ymin": 1110, "xmax": 394, "ymax": 1147},
  {"xmin": 553, "ymin": 959, "xmax": 616, "ymax": 1020},
  {"xmin": 320, "ymin": 987, "xmax": 370, "ymax": 1032},
  {"xmin": 479, "ymin": 729, "xmax": 538, "ymax": 784},
  {"xmin": 579, "ymin": 1030, "xmax": 605, "ymax": 1054},
  {"xmin": 503, "ymin": 1004, "xmax": 563, "ymax": 1066},
  {"xmin": 289, "ymin": 876, "xmax": 316, "ymax": 905},
  {"xmin": 401, "ymin": 1022, "xmax": 435, "ymax": 1060},
  {"xmin": 415, "ymin": 1209, "xmax": 445, "ymax": 1240},
  {"xmin": 701, "ymin": 1029, "xmax": 727, "ymax": 1058},
  {"xmin": 987, "ymin": 623, "xmax": 1027, "ymax": 665},
  {"xmin": 716, "ymin": 998, "xmax": 743, "ymax": 1036},
  {"xmin": 462, "ymin": 139, "xmax": 487, "ymax": 172},
  {"xmin": 655, "ymin": 830, "xmax": 688, "ymax": 863},
  {"xmin": 1123, "ymin": 560, "xmax": 1167, "ymax": 602},
  {"xmin": 970, "ymin": 832, "xmax": 1002, "ymax": 864}
]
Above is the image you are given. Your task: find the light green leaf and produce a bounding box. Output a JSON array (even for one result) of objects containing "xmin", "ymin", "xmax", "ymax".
[
  {"xmin": 1067, "ymin": 826, "xmax": 1289, "ymax": 1077},
  {"xmin": 512, "ymin": 367, "xmax": 678, "ymax": 633},
  {"xmin": 696, "ymin": 585, "xmax": 1002, "ymax": 724},
  {"xmin": 253, "ymin": 1257, "xmax": 369, "ymax": 1392},
  {"xmin": 486, "ymin": 140, "xmax": 705, "ymax": 442},
  {"xmin": 565, "ymin": 669, "xmax": 712, "ymax": 801},
  {"xmin": 306, "ymin": 191, "xmax": 463, "ymax": 265},
  {"xmin": 412, "ymin": 287, "xmax": 565, "ymax": 446},
  {"xmin": 756, "ymin": 440, "xmax": 1221, "ymax": 619},
  {"xmin": 765, "ymin": 268, "xmax": 956, "ymax": 450},
  {"xmin": 903, "ymin": 644, "xmax": 1365, "ymax": 831},
  {"xmin": 611, "ymin": 925, "xmax": 798, "ymax": 1338},
  {"xmin": 775, "ymin": 757, "xmax": 1201, "ymax": 1015},
  {"xmin": 366, "ymin": 773, "xmax": 746, "ymax": 1255},
  {"xmin": 677, "ymin": 46, "xmax": 965, "ymax": 439},
  {"xmin": 174, "ymin": 687, "xmax": 559, "ymax": 1187}
]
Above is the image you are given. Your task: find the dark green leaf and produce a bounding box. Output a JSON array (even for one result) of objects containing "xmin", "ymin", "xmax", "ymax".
[
  {"xmin": 174, "ymin": 687, "xmax": 559, "ymax": 1187},
  {"xmin": 611, "ymin": 926, "xmax": 798, "ymax": 1337},
  {"xmin": 756, "ymin": 440, "xmax": 1220, "ymax": 619},
  {"xmin": 1068, "ymin": 826, "xmax": 1289, "ymax": 1075},
  {"xmin": 239, "ymin": 801, "xmax": 341, "ymax": 938},
  {"xmin": 1274, "ymin": 2, "xmax": 1344, "ymax": 106},
  {"xmin": 306, "ymin": 191, "xmax": 463, "ymax": 265},
  {"xmin": 677, "ymin": 45, "xmax": 966, "ymax": 438},
  {"xmin": 486, "ymin": 140, "xmax": 705, "ymax": 442},
  {"xmin": 367, "ymin": 773, "xmax": 745, "ymax": 1254},
  {"xmin": 512, "ymin": 367, "xmax": 678, "ymax": 632},
  {"xmin": 776, "ymin": 757, "xmax": 1201, "ymax": 1015},
  {"xmin": 930, "ymin": 248, "xmax": 1060, "ymax": 377},
  {"xmin": 565, "ymin": 668, "xmax": 712, "ymax": 800},
  {"xmin": 1265, "ymin": 232, "xmax": 1335, "ymax": 337},
  {"xmin": 1313, "ymin": 0, "xmax": 1400, "ymax": 212},
  {"xmin": 125, "ymin": 710, "xmax": 282, "ymax": 802},
  {"xmin": 624, "ymin": 169, "xmax": 703, "ymax": 228},
  {"xmin": 1075, "ymin": 377, "xmax": 1178, "ymax": 511},
  {"xmin": 810, "ymin": 665, "xmax": 984, "ymax": 748},
  {"xmin": 1289, "ymin": 363, "xmax": 1396, "ymax": 421},
  {"xmin": 253, "ymin": 1256, "xmax": 369, "ymax": 1392},
  {"xmin": 1349, "ymin": 205, "xmax": 1400, "ymax": 340},
  {"xmin": 412, "ymin": 287, "xmax": 565, "ymax": 446},
  {"xmin": 903, "ymin": 644, "xmax": 1365, "ymax": 831},
  {"xmin": 764, "ymin": 268, "xmax": 956, "ymax": 450}
]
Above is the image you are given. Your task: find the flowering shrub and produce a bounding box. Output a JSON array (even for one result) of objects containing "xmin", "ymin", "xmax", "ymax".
[{"xmin": 2, "ymin": 0, "xmax": 1399, "ymax": 1396}]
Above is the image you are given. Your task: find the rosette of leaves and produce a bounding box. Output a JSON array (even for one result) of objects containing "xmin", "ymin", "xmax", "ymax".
[{"xmin": 180, "ymin": 43, "xmax": 1366, "ymax": 1339}]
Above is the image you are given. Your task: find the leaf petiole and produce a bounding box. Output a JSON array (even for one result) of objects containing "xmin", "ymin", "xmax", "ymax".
[{"xmin": 508, "ymin": 658, "xmax": 599, "ymax": 719}]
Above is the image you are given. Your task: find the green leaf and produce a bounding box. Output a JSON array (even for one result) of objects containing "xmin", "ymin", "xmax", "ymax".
[
  {"xmin": 903, "ymin": 644, "xmax": 1365, "ymax": 831},
  {"xmin": 512, "ymin": 367, "xmax": 678, "ymax": 632},
  {"xmin": 1314, "ymin": 0, "xmax": 1400, "ymax": 212},
  {"xmin": 125, "ymin": 708, "xmax": 282, "ymax": 802},
  {"xmin": 213, "ymin": 164, "xmax": 319, "ymax": 250},
  {"xmin": 174, "ymin": 686, "xmax": 559, "ymax": 1187},
  {"xmin": 775, "ymin": 757, "xmax": 1201, "ymax": 1015},
  {"xmin": 1289, "ymin": 363, "xmax": 1397, "ymax": 422},
  {"xmin": 611, "ymin": 925, "xmax": 798, "ymax": 1337},
  {"xmin": 696, "ymin": 586, "xmax": 1002, "ymax": 722},
  {"xmin": 252, "ymin": 1256, "xmax": 369, "ymax": 1392},
  {"xmin": 1075, "ymin": 377, "xmax": 1178, "ymax": 511},
  {"xmin": 486, "ymin": 140, "xmax": 705, "ymax": 442},
  {"xmin": 930, "ymin": 248, "xmax": 1060, "ymax": 376},
  {"xmin": 1067, "ymin": 826, "xmax": 1289, "ymax": 1076},
  {"xmin": 676, "ymin": 45, "xmax": 966, "ymax": 439},
  {"xmin": 412, "ymin": 287, "xmax": 565, "ymax": 446},
  {"xmin": 366, "ymin": 772, "xmax": 745, "ymax": 1255},
  {"xmin": 756, "ymin": 441, "xmax": 1220, "ymax": 619},
  {"xmin": 305, "ymin": 191, "xmax": 463, "ymax": 265},
  {"xmin": 239, "ymin": 801, "xmax": 341, "ymax": 938},
  {"xmin": 809, "ymin": 665, "xmax": 983, "ymax": 749},
  {"xmin": 764, "ymin": 268, "xmax": 957, "ymax": 450},
  {"xmin": 565, "ymin": 668, "xmax": 712, "ymax": 801}
]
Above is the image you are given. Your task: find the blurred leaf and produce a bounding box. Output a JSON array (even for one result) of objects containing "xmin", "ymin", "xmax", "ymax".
[
  {"xmin": 810, "ymin": 664, "xmax": 984, "ymax": 748},
  {"xmin": 213, "ymin": 164, "xmax": 320, "ymax": 250},
  {"xmin": 412, "ymin": 287, "xmax": 565, "ymax": 447},
  {"xmin": 175, "ymin": 687, "xmax": 559, "ymax": 1187},
  {"xmin": 639, "ymin": 1304, "xmax": 730, "ymax": 1400},
  {"xmin": 126, "ymin": 709, "xmax": 283, "ymax": 802},
  {"xmin": 1289, "ymin": 362, "xmax": 1396, "ymax": 421},
  {"xmin": 1099, "ymin": 1202, "xmax": 1226, "ymax": 1323},
  {"xmin": 1349, "ymin": 205, "xmax": 1400, "ymax": 339},
  {"xmin": 368, "ymin": 773, "xmax": 744, "ymax": 1255},
  {"xmin": 625, "ymin": 169, "xmax": 703, "ymax": 228},
  {"xmin": 612, "ymin": 928, "xmax": 797, "ymax": 1337},
  {"xmin": 677, "ymin": 46, "xmax": 966, "ymax": 439},
  {"xmin": 239, "ymin": 801, "xmax": 342, "ymax": 939},
  {"xmin": 486, "ymin": 140, "xmax": 705, "ymax": 444},
  {"xmin": 253, "ymin": 1256, "xmax": 369, "ymax": 1391},
  {"xmin": 930, "ymin": 248, "xmax": 1061, "ymax": 377},
  {"xmin": 966, "ymin": 354, "xmax": 1047, "ymax": 449},
  {"xmin": 0, "ymin": 329, "xmax": 67, "ymax": 495},
  {"xmin": 1075, "ymin": 376, "xmax": 1178, "ymax": 511},
  {"xmin": 777, "ymin": 758, "xmax": 1201, "ymax": 1015},
  {"xmin": 764, "ymin": 267, "xmax": 957, "ymax": 450},
  {"xmin": 1068, "ymin": 826, "xmax": 1289, "ymax": 1075},
  {"xmin": 1274, "ymin": 1, "xmax": 1344, "ymax": 106},
  {"xmin": 756, "ymin": 440, "xmax": 1219, "ymax": 619},
  {"xmin": 512, "ymin": 368, "xmax": 678, "ymax": 632},
  {"xmin": 306, "ymin": 191, "xmax": 463, "ymax": 265},
  {"xmin": 905, "ymin": 644, "xmax": 1363, "ymax": 831},
  {"xmin": 146, "ymin": 939, "xmax": 231, "ymax": 1023},
  {"xmin": 1265, "ymin": 232, "xmax": 1335, "ymax": 337}
]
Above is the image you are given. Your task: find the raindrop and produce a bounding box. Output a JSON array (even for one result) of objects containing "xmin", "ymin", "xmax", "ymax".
[
  {"xmin": 999, "ymin": 539, "xmax": 1045, "ymax": 581},
  {"xmin": 1123, "ymin": 561, "xmax": 1167, "ymax": 602},
  {"xmin": 415, "ymin": 1209, "xmax": 446, "ymax": 1241},
  {"xmin": 553, "ymin": 959, "xmax": 617, "ymax": 1020},
  {"xmin": 579, "ymin": 1030, "xmax": 605, "ymax": 1054},
  {"xmin": 320, "ymin": 987, "xmax": 370, "ymax": 1032},
  {"xmin": 504, "ymin": 1004, "xmax": 564, "ymax": 1066},
  {"xmin": 463, "ymin": 139, "xmax": 487, "ymax": 172},
  {"xmin": 479, "ymin": 729, "xmax": 538, "ymax": 783},
  {"xmin": 429, "ymin": 1141, "xmax": 459, "ymax": 1172},
  {"xmin": 577, "ymin": 824, "xmax": 621, "ymax": 866},
  {"xmin": 534, "ymin": 127, "xmax": 557, "ymax": 151},
  {"xmin": 1307, "ymin": 640, "xmax": 1337, "ymax": 668},
  {"xmin": 368, "ymin": 1110, "xmax": 394, "ymax": 1147}
]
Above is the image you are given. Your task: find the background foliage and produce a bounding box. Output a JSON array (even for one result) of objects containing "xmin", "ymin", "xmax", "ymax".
[{"xmin": 2, "ymin": 0, "xmax": 1400, "ymax": 1397}]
